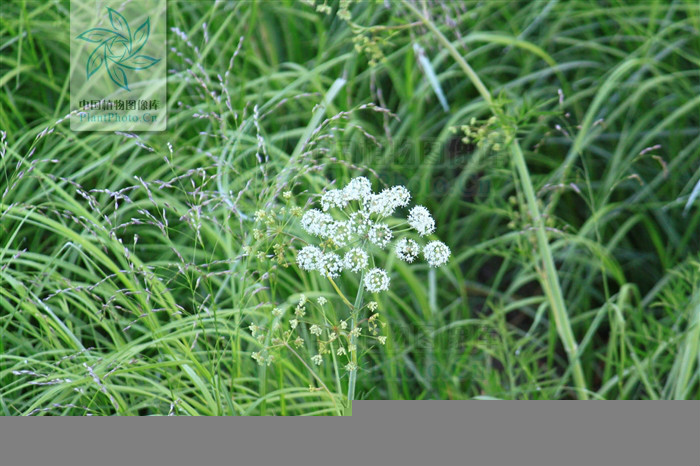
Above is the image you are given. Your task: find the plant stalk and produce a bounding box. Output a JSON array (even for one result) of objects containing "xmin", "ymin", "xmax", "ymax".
[{"xmin": 346, "ymin": 272, "xmax": 365, "ymax": 413}]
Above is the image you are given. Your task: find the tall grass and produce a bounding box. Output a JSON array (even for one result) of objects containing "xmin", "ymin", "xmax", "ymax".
[{"xmin": 1, "ymin": 0, "xmax": 699, "ymax": 415}]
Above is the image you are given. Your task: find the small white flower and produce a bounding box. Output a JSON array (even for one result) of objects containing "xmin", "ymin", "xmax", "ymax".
[
  {"xmin": 251, "ymin": 351, "xmax": 273, "ymax": 366},
  {"xmin": 319, "ymin": 252, "xmax": 343, "ymax": 278},
  {"xmin": 272, "ymin": 307, "xmax": 283, "ymax": 317},
  {"xmin": 364, "ymin": 191, "xmax": 396, "ymax": 217},
  {"xmin": 407, "ymin": 205, "xmax": 436, "ymax": 236},
  {"xmin": 337, "ymin": 347, "xmax": 347, "ymax": 356},
  {"xmin": 300, "ymin": 209, "xmax": 322, "ymax": 233},
  {"xmin": 251, "ymin": 351, "xmax": 264, "ymax": 365},
  {"xmin": 378, "ymin": 336, "xmax": 387, "ymax": 345},
  {"xmin": 320, "ymin": 189, "xmax": 347, "ymax": 211},
  {"xmin": 301, "ymin": 209, "xmax": 334, "ymax": 237},
  {"xmin": 368, "ymin": 223, "xmax": 392, "ymax": 248},
  {"xmin": 310, "ymin": 324, "xmax": 322, "ymax": 336},
  {"xmin": 340, "ymin": 320, "xmax": 348, "ymax": 330},
  {"xmin": 345, "ymin": 361, "xmax": 358, "ymax": 372},
  {"xmin": 395, "ymin": 238, "xmax": 420, "ymax": 262},
  {"xmin": 350, "ymin": 327, "xmax": 361, "ymax": 337},
  {"xmin": 348, "ymin": 210, "xmax": 372, "ymax": 235},
  {"xmin": 311, "ymin": 354, "xmax": 323, "ymax": 365},
  {"xmin": 329, "ymin": 220, "xmax": 353, "ymax": 247},
  {"xmin": 364, "ymin": 268, "xmax": 390, "ymax": 292},
  {"xmin": 296, "ymin": 245, "xmax": 324, "ymax": 271},
  {"xmin": 254, "ymin": 210, "xmax": 266, "ymax": 222},
  {"xmin": 366, "ymin": 185, "xmax": 410, "ymax": 215},
  {"xmin": 344, "ymin": 247, "xmax": 369, "ymax": 272},
  {"xmin": 295, "ymin": 297, "xmax": 306, "ymax": 317},
  {"xmin": 343, "ymin": 176, "xmax": 372, "ymax": 202},
  {"xmin": 290, "ymin": 319, "xmax": 299, "ymax": 330},
  {"xmin": 315, "ymin": 214, "xmax": 336, "ymax": 238},
  {"xmin": 317, "ymin": 297, "xmax": 327, "ymax": 306},
  {"xmin": 387, "ymin": 185, "xmax": 411, "ymax": 208},
  {"xmin": 423, "ymin": 240, "xmax": 451, "ymax": 267}
]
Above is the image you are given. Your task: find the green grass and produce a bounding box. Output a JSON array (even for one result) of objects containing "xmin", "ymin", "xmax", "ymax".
[{"xmin": 1, "ymin": 0, "xmax": 699, "ymax": 415}]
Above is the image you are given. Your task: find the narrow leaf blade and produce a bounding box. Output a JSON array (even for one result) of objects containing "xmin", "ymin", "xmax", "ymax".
[{"xmin": 683, "ymin": 178, "xmax": 700, "ymax": 216}]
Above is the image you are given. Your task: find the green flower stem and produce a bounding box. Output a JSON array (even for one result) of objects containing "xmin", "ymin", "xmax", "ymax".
[
  {"xmin": 346, "ymin": 270, "xmax": 365, "ymax": 414},
  {"xmin": 327, "ymin": 276, "xmax": 354, "ymax": 310},
  {"xmin": 403, "ymin": 0, "xmax": 588, "ymax": 399},
  {"xmin": 326, "ymin": 272, "xmax": 364, "ymax": 414},
  {"xmin": 426, "ymin": 267, "xmax": 437, "ymax": 389}
]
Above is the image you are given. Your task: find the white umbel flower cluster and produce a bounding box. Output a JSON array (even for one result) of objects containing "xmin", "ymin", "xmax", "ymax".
[
  {"xmin": 320, "ymin": 252, "xmax": 344, "ymax": 278},
  {"xmin": 423, "ymin": 240, "xmax": 451, "ymax": 267},
  {"xmin": 348, "ymin": 211, "xmax": 371, "ymax": 235},
  {"xmin": 364, "ymin": 268, "xmax": 390, "ymax": 293},
  {"xmin": 330, "ymin": 221, "xmax": 353, "ymax": 247},
  {"xmin": 301, "ymin": 209, "xmax": 334, "ymax": 237},
  {"xmin": 296, "ymin": 176, "xmax": 450, "ymax": 293},
  {"xmin": 407, "ymin": 206, "xmax": 436, "ymax": 236},
  {"xmin": 320, "ymin": 189, "xmax": 347, "ymax": 211},
  {"xmin": 395, "ymin": 238, "xmax": 420, "ymax": 263},
  {"xmin": 296, "ymin": 245, "xmax": 324, "ymax": 271},
  {"xmin": 343, "ymin": 176, "xmax": 372, "ymax": 201},
  {"xmin": 363, "ymin": 185, "xmax": 411, "ymax": 217},
  {"xmin": 344, "ymin": 247, "xmax": 369, "ymax": 272},
  {"xmin": 368, "ymin": 223, "xmax": 393, "ymax": 248}
]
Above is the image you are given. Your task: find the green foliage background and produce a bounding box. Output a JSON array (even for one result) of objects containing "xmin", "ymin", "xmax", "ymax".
[{"xmin": 1, "ymin": 0, "xmax": 699, "ymax": 415}]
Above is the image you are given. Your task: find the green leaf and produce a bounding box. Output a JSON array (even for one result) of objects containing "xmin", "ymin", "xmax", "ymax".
[
  {"xmin": 107, "ymin": 7, "xmax": 131, "ymax": 44},
  {"xmin": 86, "ymin": 44, "xmax": 105, "ymax": 79},
  {"xmin": 130, "ymin": 18, "xmax": 150, "ymax": 57},
  {"xmin": 413, "ymin": 42, "xmax": 449, "ymax": 112},
  {"xmin": 683, "ymin": 178, "xmax": 700, "ymax": 216},
  {"xmin": 119, "ymin": 54, "xmax": 160, "ymax": 70},
  {"xmin": 107, "ymin": 62, "xmax": 129, "ymax": 91},
  {"xmin": 76, "ymin": 28, "xmax": 123, "ymax": 43}
]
